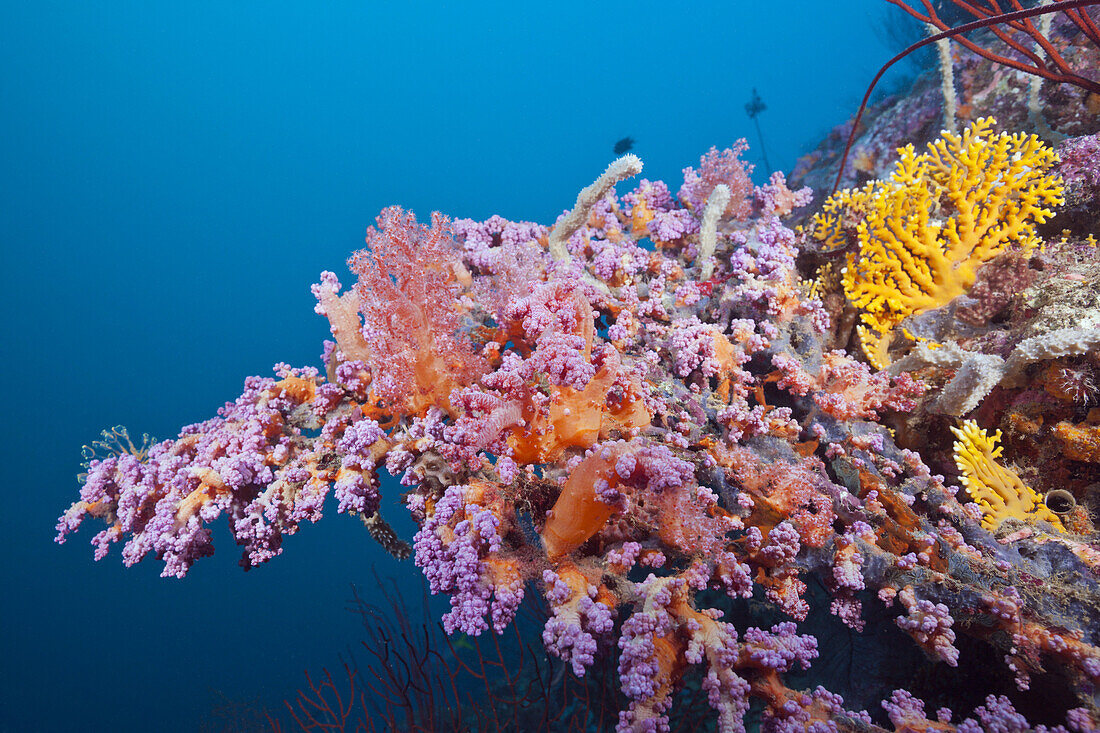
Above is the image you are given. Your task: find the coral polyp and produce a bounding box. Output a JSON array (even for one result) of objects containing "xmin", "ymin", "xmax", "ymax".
[{"xmin": 1051, "ymin": 362, "xmax": 1100, "ymax": 407}]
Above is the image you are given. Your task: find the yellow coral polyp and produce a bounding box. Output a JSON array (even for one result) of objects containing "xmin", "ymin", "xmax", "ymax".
[
  {"xmin": 814, "ymin": 118, "xmax": 1064, "ymax": 369},
  {"xmin": 950, "ymin": 419, "xmax": 1063, "ymax": 532}
]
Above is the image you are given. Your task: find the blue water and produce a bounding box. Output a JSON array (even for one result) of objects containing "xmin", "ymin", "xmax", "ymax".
[{"xmin": 2, "ymin": 2, "xmax": 898, "ymax": 730}]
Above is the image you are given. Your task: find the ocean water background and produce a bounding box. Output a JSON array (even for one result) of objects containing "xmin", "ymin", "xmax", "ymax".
[{"xmin": 2, "ymin": 2, "xmax": 902, "ymax": 730}]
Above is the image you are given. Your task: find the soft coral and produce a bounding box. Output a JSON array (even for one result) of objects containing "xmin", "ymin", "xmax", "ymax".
[{"xmin": 349, "ymin": 206, "xmax": 487, "ymax": 415}]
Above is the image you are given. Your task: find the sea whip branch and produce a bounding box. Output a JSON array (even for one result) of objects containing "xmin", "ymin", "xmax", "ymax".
[{"xmin": 834, "ymin": 0, "xmax": 1100, "ymax": 192}]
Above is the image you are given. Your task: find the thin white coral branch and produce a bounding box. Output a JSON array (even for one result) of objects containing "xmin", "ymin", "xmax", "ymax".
[{"xmin": 548, "ymin": 154, "xmax": 643, "ymax": 261}]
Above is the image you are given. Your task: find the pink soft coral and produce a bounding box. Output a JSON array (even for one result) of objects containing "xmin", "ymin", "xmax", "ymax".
[
  {"xmin": 348, "ymin": 206, "xmax": 488, "ymax": 415},
  {"xmin": 679, "ymin": 142, "xmax": 754, "ymax": 220}
]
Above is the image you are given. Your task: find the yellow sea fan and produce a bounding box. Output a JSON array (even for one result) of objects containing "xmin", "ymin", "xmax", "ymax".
[
  {"xmin": 802, "ymin": 262, "xmax": 834, "ymax": 301},
  {"xmin": 950, "ymin": 419, "xmax": 1063, "ymax": 532},
  {"xmin": 813, "ymin": 118, "xmax": 1064, "ymax": 369},
  {"xmin": 810, "ymin": 181, "xmax": 877, "ymax": 254}
]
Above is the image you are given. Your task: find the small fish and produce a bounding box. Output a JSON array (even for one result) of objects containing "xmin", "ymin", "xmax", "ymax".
[
  {"xmin": 450, "ymin": 634, "xmax": 476, "ymax": 653},
  {"xmin": 613, "ymin": 136, "xmax": 634, "ymax": 155}
]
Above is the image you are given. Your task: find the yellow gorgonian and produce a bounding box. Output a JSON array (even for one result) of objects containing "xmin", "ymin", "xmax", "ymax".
[
  {"xmin": 813, "ymin": 118, "xmax": 1064, "ymax": 369},
  {"xmin": 951, "ymin": 419, "xmax": 1063, "ymax": 532}
]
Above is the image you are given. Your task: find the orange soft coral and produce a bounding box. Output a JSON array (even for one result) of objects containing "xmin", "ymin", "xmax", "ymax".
[
  {"xmin": 505, "ymin": 287, "xmax": 650, "ymax": 463},
  {"xmin": 541, "ymin": 444, "xmax": 628, "ymax": 559},
  {"xmin": 507, "ymin": 349, "xmax": 650, "ymax": 464},
  {"xmin": 717, "ymin": 446, "xmax": 837, "ymax": 548}
]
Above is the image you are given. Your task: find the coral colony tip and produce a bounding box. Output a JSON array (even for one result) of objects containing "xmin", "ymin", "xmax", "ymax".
[{"xmin": 58, "ymin": 118, "xmax": 1100, "ymax": 732}]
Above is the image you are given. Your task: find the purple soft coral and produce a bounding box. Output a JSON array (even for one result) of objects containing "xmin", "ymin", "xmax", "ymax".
[{"xmin": 59, "ymin": 140, "xmax": 1100, "ymax": 733}]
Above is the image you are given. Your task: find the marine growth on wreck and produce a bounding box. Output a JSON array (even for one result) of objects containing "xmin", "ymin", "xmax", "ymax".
[{"xmin": 57, "ymin": 5, "xmax": 1100, "ymax": 732}]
